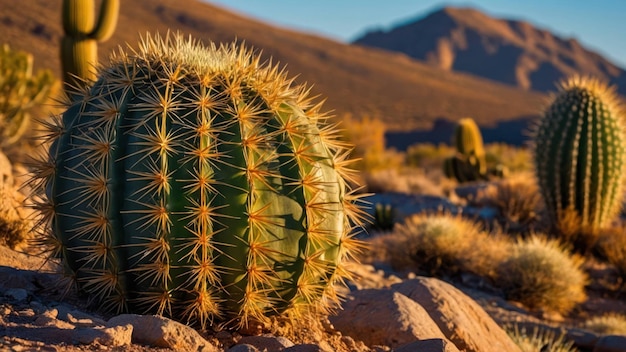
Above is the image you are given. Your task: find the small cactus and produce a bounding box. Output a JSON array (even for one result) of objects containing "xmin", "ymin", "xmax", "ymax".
[
  {"xmin": 61, "ymin": 0, "xmax": 119, "ymax": 90},
  {"xmin": 372, "ymin": 203, "xmax": 394, "ymax": 231},
  {"xmin": 30, "ymin": 33, "xmax": 366, "ymax": 328},
  {"xmin": 532, "ymin": 76, "xmax": 626, "ymax": 231},
  {"xmin": 0, "ymin": 44, "xmax": 55, "ymax": 146},
  {"xmin": 444, "ymin": 118, "xmax": 488, "ymax": 182}
]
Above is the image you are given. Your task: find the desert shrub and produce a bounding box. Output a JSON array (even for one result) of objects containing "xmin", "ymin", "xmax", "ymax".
[
  {"xmin": 340, "ymin": 113, "xmax": 403, "ymax": 173},
  {"xmin": 363, "ymin": 167, "xmax": 454, "ymax": 196},
  {"xmin": 387, "ymin": 212, "xmax": 508, "ymax": 278},
  {"xmin": 484, "ymin": 143, "xmax": 532, "ymax": 174},
  {"xmin": 476, "ymin": 173, "xmax": 545, "ymax": 234},
  {"xmin": 496, "ymin": 236, "xmax": 587, "ymax": 314},
  {"xmin": 582, "ymin": 313, "xmax": 626, "ymax": 336},
  {"xmin": 597, "ymin": 226, "xmax": 626, "ymax": 278},
  {"xmin": 553, "ymin": 208, "xmax": 602, "ymax": 255},
  {"xmin": 406, "ymin": 143, "xmax": 453, "ymax": 170},
  {"xmin": 506, "ymin": 325, "xmax": 577, "ymax": 352},
  {"xmin": 0, "ymin": 186, "xmax": 30, "ymax": 249}
]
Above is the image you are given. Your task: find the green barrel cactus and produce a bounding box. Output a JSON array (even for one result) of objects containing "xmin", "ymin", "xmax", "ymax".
[
  {"xmin": 31, "ymin": 33, "xmax": 365, "ymax": 328},
  {"xmin": 0, "ymin": 44, "xmax": 55, "ymax": 146},
  {"xmin": 61, "ymin": 0, "xmax": 119, "ymax": 90},
  {"xmin": 443, "ymin": 117, "xmax": 488, "ymax": 182},
  {"xmin": 532, "ymin": 76, "xmax": 626, "ymax": 231}
]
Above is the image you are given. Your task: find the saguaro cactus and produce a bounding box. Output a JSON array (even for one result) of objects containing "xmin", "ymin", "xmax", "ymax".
[
  {"xmin": 30, "ymin": 33, "xmax": 365, "ymax": 328},
  {"xmin": 61, "ymin": 0, "xmax": 119, "ymax": 90},
  {"xmin": 532, "ymin": 76, "xmax": 626, "ymax": 230},
  {"xmin": 0, "ymin": 44, "xmax": 55, "ymax": 146}
]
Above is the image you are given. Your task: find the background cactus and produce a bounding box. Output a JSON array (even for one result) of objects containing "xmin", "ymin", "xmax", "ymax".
[
  {"xmin": 372, "ymin": 203, "xmax": 394, "ymax": 231},
  {"xmin": 31, "ymin": 33, "xmax": 365, "ymax": 328},
  {"xmin": 0, "ymin": 44, "xmax": 55, "ymax": 147},
  {"xmin": 61, "ymin": 0, "xmax": 119, "ymax": 90},
  {"xmin": 532, "ymin": 76, "xmax": 626, "ymax": 231},
  {"xmin": 443, "ymin": 117, "xmax": 488, "ymax": 182}
]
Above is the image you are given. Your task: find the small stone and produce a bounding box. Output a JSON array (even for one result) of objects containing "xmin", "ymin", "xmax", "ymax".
[
  {"xmin": 228, "ymin": 344, "xmax": 259, "ymax": 352},
  {"xmin": 4, "ymin": 288, "xmax": 28, "ymax": 302},
  {"xmin": 107, "ymin": 314, "xmax": 218, "ymax": 351},
  {"xmin": 237, "ymin": 335, "xmax": 295, "ymax": 351},
  {"xmin": 284, "ymin": 344, "xmax": 326, "ymax": 352},
  {"xmin": 67, "ymin": 310, "xmax": 107, "ymax": 326},
  {"xmin": 17, "ymin": 308, "xmax": 35, "ymax": 317},
  {"xmin": 72, "ymin": 324, "xmax": 133, "ymax": 347}
]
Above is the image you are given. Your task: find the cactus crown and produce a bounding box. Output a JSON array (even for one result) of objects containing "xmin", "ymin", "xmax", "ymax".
[
  {"xmin": 532, "ymin": 75, "xmax": 626, "ymax": 230},
  {"xmin": 31, "ymin": 33, "xmax": 366, "ymax": 328},
  {"xmin": 453, "ymin": 117, "xmax": 485, "ymax": 157}
]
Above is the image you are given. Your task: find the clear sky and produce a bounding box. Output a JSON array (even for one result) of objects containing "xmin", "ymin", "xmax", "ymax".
[{"xmin": 204, "ymin": 0, "xmax": 626, "ymax": 68}]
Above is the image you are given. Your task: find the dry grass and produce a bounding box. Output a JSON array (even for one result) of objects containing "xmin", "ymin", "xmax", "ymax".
[
  {"xmin": 506, "ymin": 325, "xmax": 577, "ymax": 352},
  {"xmin": 476, "ymin": 173, "xmax": 546, "ymax": 234},
  {"xmin": 582, "ymin": 313, "xmax": 626, "ymax": 336},
  {"xmin": 484, "ymin": 143, "xmax": 533, "ymax": 174},
  {"xmin": 362, "ymin": 167, "xmax": 455, "ymax": 196},
  {"xmin": 496, "ymin": 236, "xmax": 587, "ymax": 315},
  {"xmin": 553, "ymin": 209, "xmax": 602, "ymax": 255},
  {"xmin": 597, "ymin": 225, "xmax": 626, "ymax": 278},
  {"xmin": 0, "ymin": 186, "xmax": 31, "ymax": 250},
  {"xmin": 386, "ymin": 212, "xmax": 509, "ymax": 278}
]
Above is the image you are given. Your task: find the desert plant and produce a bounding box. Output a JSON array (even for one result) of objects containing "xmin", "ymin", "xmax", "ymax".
[
  {"xmin": 61, "ymin": 0, "xmax": 119, "ymax": 90},
  {"xmin": 443, "ymin": 117, "xmax": 488, "ymax": 183},
  {"xmin": 532, "ymin": 76, "xmax": 626, "ymax": 232},
  {"xmin": 0, "ymin": 44, "xmax": 55, "ymax": 147},
  {"xmin": 497, "ymin": 236, "xmax": 587, "ymax": 314},
  {"xmin": 388, "ymin": 212, "xmax": 507, "ymax": 277},
  {"xmin": 0, "ymin": 186, "xmax": 30, "ymax": 249},
  {"xmin": 371, "ymin": 203, "xmax": 394, "ymax": 232},
  {"xmin": 582, "ymin": 313, "xmax": 626, "ymax": 336},
  {"xmin": 597, "ymin": 225, "xmax": 626, "ymax": 279},
  {"xmin": 476, "ymin": 174, "xmax": 545, "ymax": 234},
  {"xmin": 506, "ymin": 325, "xmax": 577, "ymax": 352},
  {"xmin": 29, "ymin": 33, "xmax": 366, "ymax": 328}
]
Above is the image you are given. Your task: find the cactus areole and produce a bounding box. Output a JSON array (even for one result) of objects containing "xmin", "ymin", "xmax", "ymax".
[
  {"xmin": 32, "ymin": 33, "xmax": 365, "ymax": 328},
  {"xmin": 533, "ymin": 76, "xmax": 626, "ymax": 230}
]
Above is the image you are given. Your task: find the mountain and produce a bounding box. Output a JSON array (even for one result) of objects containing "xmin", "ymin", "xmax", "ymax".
[
  {"xmin": 0, "ymin": 0, "xmax": 547, "ymax": 140},
  {"xmin": 354, "ymin": 7, "xmax": 626, "ymax": 94}
]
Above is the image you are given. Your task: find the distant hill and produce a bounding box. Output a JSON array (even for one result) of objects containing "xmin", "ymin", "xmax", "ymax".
[
  {"xmin": 354, "ymin": 6, "xmax": 626, "ymax": 94},
  {"xmin": 0, "ymin": 0, "xmax": 547, "ymax": 143}
]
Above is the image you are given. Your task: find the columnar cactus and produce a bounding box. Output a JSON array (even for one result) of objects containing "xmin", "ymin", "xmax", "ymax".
[
  {"xmin": 31, "ymin": 33, "xmax": 365, "ymax": 328},
  {"xmin": 532, "ymin": 76, "xmax": 626, "ymax": 231},
  {"xmin": 61, "ymin": 0, "xmax": 119, "ymax": 90},
  {"xmin": 0, "ymin": 44, "xmax": 55, "ymax": 146},
  {"xmin": 443, "ymin": 117, "xmax": 487, "ymax": 182}
]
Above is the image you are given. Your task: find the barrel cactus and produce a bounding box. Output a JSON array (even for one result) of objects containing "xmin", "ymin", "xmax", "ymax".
[
  {"xmin": 31, "ymin": 33, "xmax": 365, "ymax": 328},
  {"xmin": 532, "ymin": 76, "xmax": 626, "ymax": 231},
  {"xmin": 61, "ymin": 0, "xmax": 119, "ymax": 90}
]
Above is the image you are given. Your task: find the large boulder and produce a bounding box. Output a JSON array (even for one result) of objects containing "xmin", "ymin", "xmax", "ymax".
[
  {"xmin": 392, "ymin": 277, "xmax": 522, "ymax": 352},
  {"xmin": 330, "ymin": 288, "xmax": 452, "ymax": 347}
]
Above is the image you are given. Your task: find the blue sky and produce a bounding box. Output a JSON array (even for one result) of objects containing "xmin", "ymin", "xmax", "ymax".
[{"xmin": 204, "ymin": 0, "xmax": 626, "ymax": 68}]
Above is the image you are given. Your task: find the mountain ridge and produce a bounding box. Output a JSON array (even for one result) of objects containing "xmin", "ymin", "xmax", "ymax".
[{"xmin": 354, "ymin": 6, "xmax": 626, "ymax": 94}]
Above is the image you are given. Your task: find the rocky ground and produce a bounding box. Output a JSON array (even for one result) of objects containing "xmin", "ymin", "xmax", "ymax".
[{"xmin": 2, "ymin": 241, "xmax": 626, "ymax": 352}]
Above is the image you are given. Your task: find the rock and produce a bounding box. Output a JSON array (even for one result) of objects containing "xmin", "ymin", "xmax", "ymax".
[
  {"xmin": 330, "ymin": 288, "xmax": 452, "ymax": 347},
  {"xmin": 107, "ymin": 314, "xmax": 217, "ymax": 351},
  {"xmin": 392, "ymin": 277, "xmax": 522, "ymax": 352},
  {"xmin": 4, "ymin": 288, "xmax": 28, "ymax": 302},
  {"xmin": 594, "ymin": 335, "xmax": 626, "ymax": 352},
  {"xmin": 228, "ymin": 344, "xmax": 259, "ymax": 352},
  {"xmin": 72, "ymin": 324, "xmax": 133, "ymax": 347},
  {"xmin": 67, "ymin": 311, "xmax": 106, "ymax": 327},
  {"xmin": 395, "ymin": 339, "xmax": 461, "ymax": 352},
  {"xmin": 237, "ymin": 335, "xmax": 295, "ymax": 350},
  {"xmin": 283, "ymin": 344, "xmax": 326, "ymax": 352}
]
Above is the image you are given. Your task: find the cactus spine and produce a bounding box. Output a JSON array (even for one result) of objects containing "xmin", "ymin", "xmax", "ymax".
[
  {"xmin": 30, "ymin": 33, "xmax": 365, "ymax": 328},
  {"xmin": 532, "ymin": 76, "xmax": 626, "ymax": 230},
  {"xmin": 443, "ymin": 117, "xmax": 488, "ymax": 182},
  {"xmin": 61, "ymin": 0, "xmax": 119, "ymax": 90},
  {"xmin": 0, "ymin": 44, "xmax": 55, "ymax": 146}
]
